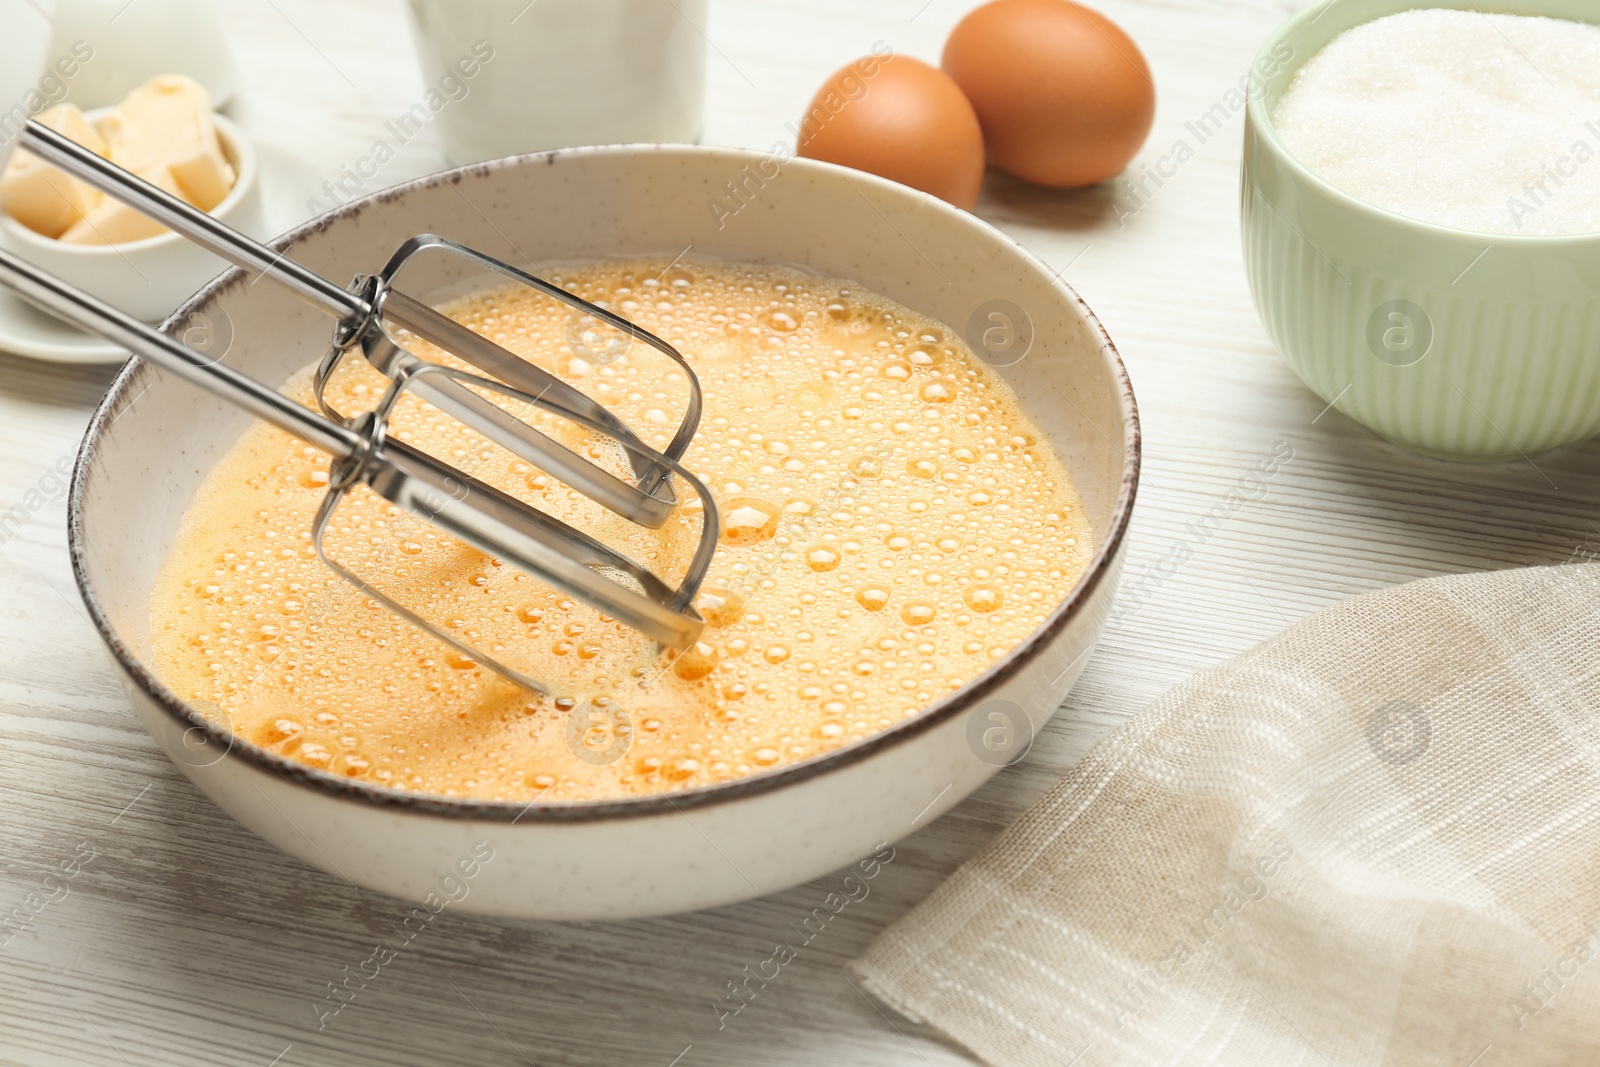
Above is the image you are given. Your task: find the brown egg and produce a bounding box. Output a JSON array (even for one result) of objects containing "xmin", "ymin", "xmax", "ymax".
[
  {"xmin": 796, "ymin": 54, "xmax": 985, "ymax": 210},
  {"xmin": 943, "ymin": 0, "xmax": 1155, "ymax": 188}
]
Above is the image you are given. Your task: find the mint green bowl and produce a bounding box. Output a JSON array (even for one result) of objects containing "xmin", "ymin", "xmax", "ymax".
[{"xmin": 1243, "ymin": 0, "xmax": 1600, "ymax": 461}]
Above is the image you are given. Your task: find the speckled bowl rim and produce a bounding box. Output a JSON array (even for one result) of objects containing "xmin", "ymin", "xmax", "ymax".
[
  {"xmin": 1247, "ymin": 0, "xmax": 1600, "ymax": 246},
  {"xmin": 68, "ymin": 144, "xmax": 1141, "ymax": 823}
]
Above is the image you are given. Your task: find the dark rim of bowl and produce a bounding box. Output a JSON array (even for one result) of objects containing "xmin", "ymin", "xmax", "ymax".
[{"xmin": 67, "ymin": 144, "xmax": 1141, "ymax": 823}]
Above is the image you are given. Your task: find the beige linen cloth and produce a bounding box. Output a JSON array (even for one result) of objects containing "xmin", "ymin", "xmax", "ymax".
[{"xmin": 854, "ymin": 563, "xmax": 1600, "ymax": 1066}]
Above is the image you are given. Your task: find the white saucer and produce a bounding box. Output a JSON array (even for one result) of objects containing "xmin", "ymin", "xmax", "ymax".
[
  {"xmin": 0, "ymin": 140, "xmax": 325, "ymax": 364},
  {"xmin": 0, "ymin": 287, "xmax": 130, "ymax": 363}
]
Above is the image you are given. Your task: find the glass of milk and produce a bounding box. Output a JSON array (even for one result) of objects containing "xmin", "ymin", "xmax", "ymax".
[
  {"xmin": 404, "ymin": 0, "xmax": 707, "ymax": 164},
  {"xmin": 45, "ymin": 0, "xmax": 238, "ymax": 108}
]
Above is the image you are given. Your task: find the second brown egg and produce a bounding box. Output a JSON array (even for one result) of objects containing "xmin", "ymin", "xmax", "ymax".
[
  {"xmin": 943, "ymin": 0, "xmax": 1155, "ymax": 189},
  {"xmin": 796, "ymin": 53, "xmax": 985, "ymax": 210}
]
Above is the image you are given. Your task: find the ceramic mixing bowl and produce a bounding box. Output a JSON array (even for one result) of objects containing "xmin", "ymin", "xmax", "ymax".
[
  {"xmin": 69, "ymin": 146, "xmax": 1139, "ymax": 919},
  {"xmin": 1243, "ymin": 0, "xmax": 1600, "ymax": 460}
]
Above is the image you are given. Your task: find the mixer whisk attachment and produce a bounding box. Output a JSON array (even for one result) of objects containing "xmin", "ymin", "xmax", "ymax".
[
  {"xmin": 313, "ymin": 232, "xmax": 700, "ymax": 529},
  {"xmin": 4, "ymin": 119, "xmax": 719, "ymax": 697}
]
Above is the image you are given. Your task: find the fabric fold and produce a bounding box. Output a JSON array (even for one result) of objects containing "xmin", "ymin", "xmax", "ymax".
[{"xmin": 854, "ymin": 564, "xmax": 1600, "ymax": 1067}]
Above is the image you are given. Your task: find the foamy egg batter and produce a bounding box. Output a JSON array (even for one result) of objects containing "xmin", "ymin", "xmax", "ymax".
[{"xmin": 150, "ymin": 260, "xmax": 1092, "ymax": 801}]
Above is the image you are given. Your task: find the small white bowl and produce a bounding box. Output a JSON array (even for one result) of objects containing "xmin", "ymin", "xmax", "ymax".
[{"xmin": 0, "ymin": 109, "xmax": 262, "ymax": 323}]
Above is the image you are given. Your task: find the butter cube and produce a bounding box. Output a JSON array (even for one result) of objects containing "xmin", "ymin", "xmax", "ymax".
[
  {"xmin": 100, "ymin": 74, "xmax": 235, "ymax": 211},
  {"xmin": 59, "ymin": 165, "xmax": 196, "ymax": 245},
  {"xmin": 0, "ymin": 104, "xmax": 108, "ymax": 238}
]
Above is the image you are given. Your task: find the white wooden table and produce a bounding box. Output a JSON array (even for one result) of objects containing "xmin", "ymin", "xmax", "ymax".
[{"xmin": 5, "ymin": 1, "xmax": 1597, "ymax": 1064}]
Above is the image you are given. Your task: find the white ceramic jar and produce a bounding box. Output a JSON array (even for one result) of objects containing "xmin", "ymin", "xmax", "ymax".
[
  {"xmin": 46, "ymin": 0, "xmax": 238, "ymax": 108},
  {"xmin": 404, "ymin": 0, "xmax": 708, "ymax": 163}
]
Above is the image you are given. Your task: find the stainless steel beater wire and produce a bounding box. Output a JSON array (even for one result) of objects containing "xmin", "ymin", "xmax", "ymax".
[
  {"xmin": 19, "ymin": 121, "xmax": 365, "ymax": 321},
  {"xmin": 0, "ymin": 247, "xmax": 362, "ymax": 459}
]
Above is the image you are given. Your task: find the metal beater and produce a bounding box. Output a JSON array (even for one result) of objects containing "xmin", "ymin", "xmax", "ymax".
[{"xmin": 1, "ymin": 119, "xmax": 719, "ymax": 697}]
